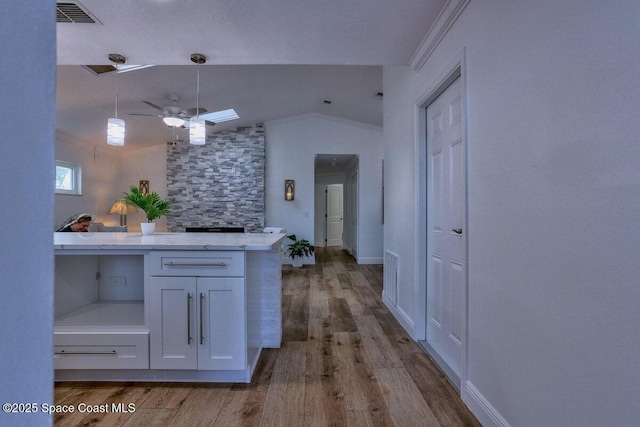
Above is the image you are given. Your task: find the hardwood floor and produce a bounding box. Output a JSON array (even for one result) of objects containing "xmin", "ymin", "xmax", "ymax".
[{"xmin": 54, "ymin": 247, "xmax": 480, "ymax": 426}]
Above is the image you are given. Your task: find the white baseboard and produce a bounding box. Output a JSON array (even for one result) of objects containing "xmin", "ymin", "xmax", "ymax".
[
  {"xmin": 462, "ymin": 381, "xmax": 511, "ymax": 427},
  {"xmin": 357, "ymin": 256, "xmax": 383, "ymax": 264},
  {"xmin": 381, "ymin": 294, "xmax": 415, "ymax": 338}
]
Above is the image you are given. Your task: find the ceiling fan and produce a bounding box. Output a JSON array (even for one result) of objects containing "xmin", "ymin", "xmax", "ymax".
[{"xmin": 128, "ymin": 94, "xmax": 216, "ymax": 128}]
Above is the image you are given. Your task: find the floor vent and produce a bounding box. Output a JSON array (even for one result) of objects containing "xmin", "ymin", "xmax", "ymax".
[
  {"xmin": 57, "ymin": 2, "xmax": 100, "ymax": 24},
  {"xmin": 383, "ymin": 251, "xmax": 399, "ymax": 304}
]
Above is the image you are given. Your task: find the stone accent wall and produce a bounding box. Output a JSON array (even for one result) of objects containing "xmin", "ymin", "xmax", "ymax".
[{"xmin": 166, "ymin": 125, "xmax": 265, "ymax": 232}]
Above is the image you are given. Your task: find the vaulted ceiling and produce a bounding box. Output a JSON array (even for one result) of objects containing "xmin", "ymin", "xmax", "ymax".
[{"xmin": 56, "ymin": 0, "xmax": 446, "ymax": 150}]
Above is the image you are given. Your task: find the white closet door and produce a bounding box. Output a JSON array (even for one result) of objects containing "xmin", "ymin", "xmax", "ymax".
[{"xmin": 426, "ymin": 76, "xmax": 465, "ymax": 378}]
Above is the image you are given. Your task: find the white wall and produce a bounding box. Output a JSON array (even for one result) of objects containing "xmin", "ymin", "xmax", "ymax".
[
  {"xmin": 383, "ymin": 1, "xmax": 640, "ymax": 426},
  {"xmin": 120, "ymin": 145, "xmax": 168, "ymax": 232},
  {"xmin": 265, "ymin": 114, "xmax": 383, "ymax": 264},
  {"xmin": 55, "ymin": 133, "xmax": 124, "ymax": 228},
  {"xmin": 0, "ymin": 1, "xmax": 55, "ymax": 426},
  {"xmin": 52, "ymin": 139, "xmax": 178, "ymax": 233}
]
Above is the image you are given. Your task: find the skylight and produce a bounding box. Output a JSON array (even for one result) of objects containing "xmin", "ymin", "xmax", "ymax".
[
  {"xmin": 199, "ymin": 109, "xmax": 240, "ymax": 123},
  {"xmin": 82, "ymin": 64, "xmax": 155, "ymax": 75}
]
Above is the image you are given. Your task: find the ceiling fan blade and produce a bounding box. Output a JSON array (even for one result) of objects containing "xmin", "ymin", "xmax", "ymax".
[
  {"xmin": 142, "ymin": 100, "xmax": 167, "ymax": 113},
  {"xmin": 128, "ymin": 113, "xmax": 162, "ymax": 117},
  {"xmin": 181, "ymin": 107, "xmax": 208, "ymax": 117},
  {"xmin": 182, "ymin": 119, "xmax": 214, "ymax": 127}
]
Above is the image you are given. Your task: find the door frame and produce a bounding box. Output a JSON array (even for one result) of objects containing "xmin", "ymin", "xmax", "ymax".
[
  {"xmin": 415, "ymin": 48, "xmax": 468, "ymax": 391},
  {"xmin": 313, "ymin": 154, "xmax": 358, "ymax": 252},
  {"xmin": 348, "ymin": 170, "xmax": 358, "ymax": 259}
]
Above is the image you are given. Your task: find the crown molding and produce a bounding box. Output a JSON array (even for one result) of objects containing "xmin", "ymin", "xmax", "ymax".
[{"xmin": 409, "ymin": 0, "xmax": 470, "ymax": 72}]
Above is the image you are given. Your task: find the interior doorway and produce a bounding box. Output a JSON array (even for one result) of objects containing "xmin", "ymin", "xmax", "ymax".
[{"xmin": 314, "ymin": 154, "xmax": 358, "ymax": 255}]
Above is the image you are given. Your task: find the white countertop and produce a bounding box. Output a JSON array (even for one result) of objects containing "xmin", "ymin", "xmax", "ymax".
[{"xmin": 54, "ymin": 232, "xmax": 286, "ymax": 251}]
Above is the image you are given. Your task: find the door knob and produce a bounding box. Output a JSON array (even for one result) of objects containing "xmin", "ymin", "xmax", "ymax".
[{"xmin": 452, "ymin": 228, "xmax": 463, "ymax": 235}]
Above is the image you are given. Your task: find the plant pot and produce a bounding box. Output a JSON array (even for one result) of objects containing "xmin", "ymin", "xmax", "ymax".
[
  {"xmin": 291, "ymin": 257, "xmax": 303, "ymax": 268},
  {"xmin": 141, "ymin": 222, "xmax": 156, "ymax": 235}
]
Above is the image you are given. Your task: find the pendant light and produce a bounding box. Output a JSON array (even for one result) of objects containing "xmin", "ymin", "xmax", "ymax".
[
  {"xmin": 107, "ymin": 54, "xmax": 126, "ymax": 146},
  {"xmin": 189, "ymin": 53, "xmax": 206, "ymax": 145}
]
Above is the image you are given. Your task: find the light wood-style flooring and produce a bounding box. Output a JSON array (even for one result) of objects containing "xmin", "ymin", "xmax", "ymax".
[{"xmin": 54, "ymin": 247, "xmax": 480, "ymax": 426}]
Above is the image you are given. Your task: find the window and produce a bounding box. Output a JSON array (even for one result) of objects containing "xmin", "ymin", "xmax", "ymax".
[{"xmin": 55, "ymin": 161, "xmax": 82, "ymax": 195}]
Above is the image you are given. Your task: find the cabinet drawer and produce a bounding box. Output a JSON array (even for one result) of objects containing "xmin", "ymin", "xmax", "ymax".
[
  {"xmin": 149, "ymin": 251, "xmax": 245, "ymax": 277},
  {"xmin": 54, "ymin": 332, "xmax": 149, "ymax": 370}
]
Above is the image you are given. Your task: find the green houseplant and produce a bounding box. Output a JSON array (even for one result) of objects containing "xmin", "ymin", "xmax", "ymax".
[
  {"xmin": 285, "ymin": 234, "xmax": 314, "ymax": 267},
  {"xmin": 122, "ymin": 185, "xmax": 171, "ymax": 234}
]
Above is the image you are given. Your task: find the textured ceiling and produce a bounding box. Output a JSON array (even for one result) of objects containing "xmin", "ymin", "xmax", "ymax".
[{"xmin": 56, "ymin": 0, "xmax": 446, "ymax": 151}]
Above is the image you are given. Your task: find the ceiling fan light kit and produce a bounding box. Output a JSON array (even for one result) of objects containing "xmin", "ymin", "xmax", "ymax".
[
  {"xmin": 162, "ymin": 116, "xmax": 185, "ymax": 127},
  {"xmin": 107, "ymin": 53, "xmax": 126, "ymax": 146}
]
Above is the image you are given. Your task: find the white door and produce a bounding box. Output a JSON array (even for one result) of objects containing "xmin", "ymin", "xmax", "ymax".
[
  {"xmin": 326, "ymin": 184, "xmax": 343, "ymax": 247},
  {"xmin": 426, "ymin": 76, "xmax": 465, "ymax": 378}
]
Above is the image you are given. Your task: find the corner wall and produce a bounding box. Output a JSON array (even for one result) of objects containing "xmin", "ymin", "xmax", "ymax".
[
  {"xmin": 0, "ymin": 1, "xmax": 55, "ymax": 425},
  {"xmin": 54, "ymin": 133, "xmax": 124, "ymax": 228},
  {"xmin": 383, "ymin": 1, "xmax": 640, "ymax": 426}
]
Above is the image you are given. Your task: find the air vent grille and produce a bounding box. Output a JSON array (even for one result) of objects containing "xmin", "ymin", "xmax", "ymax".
[
  {"xmin": 56, "ymin": 2, "xmax": 98, "ymax": 24},
  {"xmin": 383, "ymin": 251, "xmax": 399, "ymax": 305}
]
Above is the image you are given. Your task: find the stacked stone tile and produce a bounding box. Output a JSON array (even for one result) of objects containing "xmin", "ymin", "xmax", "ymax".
[{"xmin": 166, "ymin": 125, "xmax": 265, "ymax": 232}]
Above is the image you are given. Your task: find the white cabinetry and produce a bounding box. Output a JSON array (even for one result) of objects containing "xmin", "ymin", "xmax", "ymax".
[
  {"xmin": 53, "ymin": 232, "xmax": 285, "ymax": 383},
  {"xmin": 149, "ymin": 251, "xmax": 246, "ymax": 371}
]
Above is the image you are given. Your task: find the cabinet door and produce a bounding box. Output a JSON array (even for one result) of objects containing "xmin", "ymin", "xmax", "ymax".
[
  {"xmin": 197, "ymin": 277, "xmax": 246, "ymax": 370},
  {"xmin": 149, "ymin": 277, "xmax": 197, "ymax": 369}
]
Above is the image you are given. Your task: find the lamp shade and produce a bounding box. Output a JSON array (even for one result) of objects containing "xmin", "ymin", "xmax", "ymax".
[
  {"xmin": 189, "ymin": 117, "xmax": 206, "ymax": 145},
  {"xmin": 108, "ymin": 199, "xmax": 138, "ymax": 215},
  {"xmin": 107, "ymin": 118, "xmax": 125, "ymax": 146}
]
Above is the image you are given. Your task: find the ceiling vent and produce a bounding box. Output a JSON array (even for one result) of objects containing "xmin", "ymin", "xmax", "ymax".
[{"xmin": 56, "ymin": 2, "xmax": 100, "ymax": 24}]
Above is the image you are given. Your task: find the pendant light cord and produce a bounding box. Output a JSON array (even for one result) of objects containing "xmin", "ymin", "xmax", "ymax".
[
  {"xmin": 114, "ymin": 63, "xmax": 119, "ymax": 118},
  {"xmin": 196, "ymin": 65, "xmax": 200, "ymax": 118}
]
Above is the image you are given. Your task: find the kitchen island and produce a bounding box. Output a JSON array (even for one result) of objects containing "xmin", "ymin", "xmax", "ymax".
[{"xmin": 54, "ymin": 232, "xmax": 286, "ymax": 383}]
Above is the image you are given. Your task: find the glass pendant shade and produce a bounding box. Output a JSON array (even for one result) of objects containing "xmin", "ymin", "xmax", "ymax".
[
  {"xmin": 107, "ymin": 118, "xmax": 125, "ymax": 146},
  {"xmin": 189, "ymin": 117, "xmax": 206, "ymax": 145},
  {"xmin": 163, "ymin": 116, "xmax": 185, "ymax": 127}
]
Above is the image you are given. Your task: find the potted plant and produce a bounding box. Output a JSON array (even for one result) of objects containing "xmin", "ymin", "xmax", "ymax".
[
  {"xmin": 285, "ymin": 234, "xmax": 315, "ymax": 267},
  {"xmin": 122, "ymin": 185, "xmax": 171, "ymax": 235}
]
